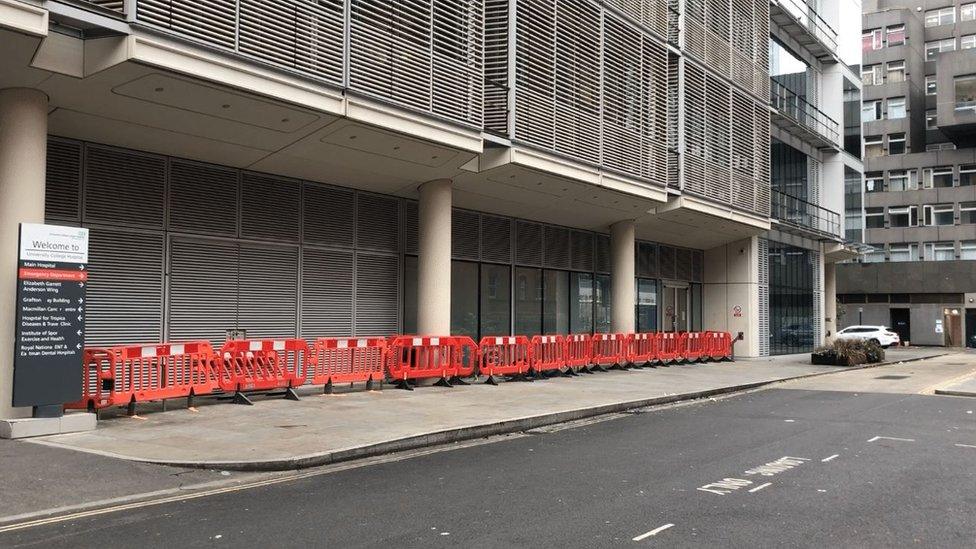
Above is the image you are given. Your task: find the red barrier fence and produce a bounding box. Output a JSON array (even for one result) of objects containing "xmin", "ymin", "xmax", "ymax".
[
  {"xmin": 479, "ymin": 336, "xmax": 530, "ymax": 383},
  {"xmin": 564, "ymin": 334, "xmax": 592, "ymax": 372},
  {"xmin": 592, "ymin": 333, "xmax": 628, "ymax": 369},
  {"xmin": 684, "ymin": 332, "xmax": 705, "ymax": 362},
  {"xmin": 217, "ymin": 339, "xmax": 309, "ymax": 402},
  {"xmin": 658, "ymin": 332, "xmax": 680, "ymax": 363},
  {"xmin": 310, "ymin": 337, "xmax": 386, "ymax": 390},
  {"xmin": 706, "ymin": 331, "xmax": 733, "ymax": 360},
  {"xmin": 530, "ymin": 335, "xmax": 566, "ymax": 375},
  {"xmin": 65, "ymin": 341, "xmax": 217, "ymax": 412},
  {"xmin": 628, "ymin": 333, "xmax": 658, "ymax": 366},
  {"xmin": 386, "ymin": 336, "xmax": 477, "ymax": 389}
]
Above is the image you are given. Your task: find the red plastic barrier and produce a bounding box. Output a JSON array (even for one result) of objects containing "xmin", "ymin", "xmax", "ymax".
[
  {"xmin": 592, "ymin": 333, "xmax": 628, "ymax": 368},
  {"xmin": 217, "ymin": 339, "xmax": 309, "ymax": 395},
  {"xmin": 706, "ymin": 331, "xmax": 733, "ymax": 360},
  {"xmin": 530, "ymin": 335, "xmax": 566, "ymax": 374},
  {"xmin": 675, "ymin": 332, "xmax": 690, "ymax": 362},
  {"xmin": 659, "ymin": 332, "xmax": 680, "ymax": 363},
  {"xmin": 65, "ymin": 341, "xmax": 218, "ymax": 412},
  {"xmin": 310, "ymin": 337, "xmax": 386, "ymax": 388},
  {"xmin": 386, "ymin": 336, "xmax": 477, "ymax": 386},
  {"xmin": 628, "ymin": 333, "xmax": 658, "ymax": 365},
  {"xmin": 479, "ymin": 336, "xmax": 530, "ymax": 382},
  {"xmin": 564, "ymin": 334, "xmax": 592, "ymax": 370},
  {"xmin": 684, "ymin": 332, "xmax": 705, "ymax": 362}
]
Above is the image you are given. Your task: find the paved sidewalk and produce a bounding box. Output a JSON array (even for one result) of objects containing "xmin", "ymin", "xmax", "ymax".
[{"xmin": 30, "ymin": 348, "xmax": 945, "ymax": 471}]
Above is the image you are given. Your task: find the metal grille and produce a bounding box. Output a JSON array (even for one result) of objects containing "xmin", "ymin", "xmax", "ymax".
[
  {"xmin": 705, "ymin": 74, "xmax": 731, "ymax": 203},
  {"xmin": 514, "ymin": 0, "xmax": 556, "ymax": 149},
  {"xmin": 543, "ymin": 225, "xmax": 570, "ymax": 269},
  {"xmin": 301, "ymin": 247, "xmax": 354, "ymax": 337},
  {"xmin": 238, "ymin": 243, "xmax": 299, "ymax": 338},
  {"xmin": 604, "ymin": 0, "xmax": 669, "ymax": 39},
  {"xmin": 692, "ymin": 250, "xmax": 703, "ymax": 282},
  {"xmin": 241, "ymin": 173, "xmax": 301, "ymax": 242},
  {"xmin": 659, "ymin": 245, "xmax": 676, "ymax": 279},
  {"xmin": 403, "ymin": 201, "xmax": 419, "ymax": 255},
  {"xmin": 452, "ymin": 208, "xmax": 481, "ymax": 260},
  {"xmin": 554, "ymin": 0, "xmax": 601, "ymax": 164},
  {"xmin": 303, "ymin": 183, "xmax": 355, "ymax": 248},
  {"xmin": 84, "ymin": 145, "xmax": 166, "ymax": 229},
  {"xmin": 167, "ymin": 237, "xmax": 239, "ymax": 346},
  {"xmin": 705, "ymin": 0, "xmax": 730, "ymax": 77},
  {"xmin": 570, "ymin": 230, "xmax": 594, "ymax": 272},
  {"xmin": 355, "ymin": 253, "xmax": 399, "ymax": 336},
  {"xmin": 138, "ymin": 0, "xmax": 238, "ymax": 49},
  {"xmin": 356, "ymin": 193, "xmax": 399, "ymax": 252},
  {"xmin": 481, "ymin": 214, "xmax": 513, "ymax": 263},
  {"xmin": 685, "ymin": 0, "xmax": 706, "ymax": 60},
  {"xmin": 45, "ymin": 139, "xmax": 82, "ymax": 222},
  {"xmin": 676, "ymin": 248, "xmax": 693, "ymax": 281},
  {"xmin": 515, "ymin": 220, "xmax": 543, "ymax": 266},
  {"xmin": 595, "ymin": 234, "xmax": 611, "ymax": 274},
  {"xmin": 637, "ymin": 241, "xmax": 658, "ymax": 278},
  {"xmin": 758, "ymin": 237, "xmax": 769, "ymax": 356},
  {"xmin": 811, "ymin": 249, "xmax": 823, "ymax": 346},
  {"xmin": 484, "ymin": 0, "xmax": 510, "ymax": 135},
  {"xmin": 169, "ymin": 160, "xmax": 239, "ymax": 236}
]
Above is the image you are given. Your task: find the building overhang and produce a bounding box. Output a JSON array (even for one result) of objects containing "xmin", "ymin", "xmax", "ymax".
[
  {"xmin": 635, "ymin": 195, "xmax": 771, "ymax": 249},
  {"xmin": 823, "ymin": 242, "xmax": 862, "ymax": 263}
]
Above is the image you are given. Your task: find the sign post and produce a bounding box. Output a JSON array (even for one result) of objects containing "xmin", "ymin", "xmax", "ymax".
[{"xmin": 12, "ymin": 223, "xmax": 89, "ymax": 417}]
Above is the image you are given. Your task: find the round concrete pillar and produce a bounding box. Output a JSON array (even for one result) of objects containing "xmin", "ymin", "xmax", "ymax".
[
  {"xmin": 610, "ymin": 220, "xmax": 636, "ymax": 333},
  {"xmin": 824, "ymin": 262, "xmax": 837, "ymax": 341},
  {"xmin": 0, "ymin": 88, "xmax": 48, "ymax": 419},
  {"xmin": 417, "ymin": 179, "xmax": 452, "ymax": 335}
]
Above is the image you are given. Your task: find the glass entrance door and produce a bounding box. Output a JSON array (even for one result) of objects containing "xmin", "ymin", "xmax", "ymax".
[{"xmin": 662, "ymin": 285, "xmax": 690, "ymax": 332}]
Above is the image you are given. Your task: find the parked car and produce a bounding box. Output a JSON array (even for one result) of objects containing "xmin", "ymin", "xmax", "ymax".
[{"xmin": 835, "ymin": 325, "xmax": 900, "ymax": 348}]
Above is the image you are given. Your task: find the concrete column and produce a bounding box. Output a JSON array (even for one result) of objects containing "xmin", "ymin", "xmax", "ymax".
[
  {"xmin": 0, "ymin": 89, "xmax": 48, "ymax": 420},
  {"xmin": 824, "ymin": 261, "xmax": 837, "ymax": 342},
  {"xmin": 416, "ymin": 179, "xmax": 452, "ymax": 335},
  {"xmin": 703, "ymin": 237, "xmax": 761, "ymax": 357},
  {"xmin": 610, "ymin": 220, "xmax": 636, "ymax": 333}
]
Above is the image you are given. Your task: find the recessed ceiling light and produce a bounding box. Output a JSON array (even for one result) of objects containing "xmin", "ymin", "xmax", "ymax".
[
  {"xmin": 349, "ymin": 135, "xmax": 357, "ymax": 139},
  {"xmin": 155, "ymin": 87, "xmax": 164, "ymax": 92},
  {"xmin": 431, "ymin": 155, "xmax": 438, "ymax": 159},
  {"xmin": 393, "ymin": 146, "xmax": 401, "ymax": 150},
  {"xmin": 222, "ymin": 104, "xmax": 230, "ymax": 109},
  {"xmin": 281, "ymin": 118, "xmax": 289, "ymax": 123}
]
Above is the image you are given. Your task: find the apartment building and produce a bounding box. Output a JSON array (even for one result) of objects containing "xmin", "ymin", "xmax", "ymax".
[
  {"xmin": 0, "ymin": 0, "xmax": 860, "ymax": 419},
  {"xmin": 838, "ymin": 0, "xmax": 976, "ymax": 346}
]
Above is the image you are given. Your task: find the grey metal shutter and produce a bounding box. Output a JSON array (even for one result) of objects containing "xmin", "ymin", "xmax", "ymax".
[
  {"xmin": 355, "ymin": 253, "xmax": 399, "ymax": 336},
  {"xmin": 84, "ymin": 145, "xmax": 165, "ymax": 228},
  {"xmin": 514, "ymin": 0, "xmax": 556, "ymax": 148},
  {"xmin": 301, "ymin": 247, "xmax": 354, "ymax": 338},
  {"xmin": 304, "ymin": 183, "xmax": 355, "ymax": 248},
  {"xmin": 403, "ymin": 200, "xmax": 419, "ymax": 255},
  {"xmin": 515, "ymin": 220, "xmax": 543, "ymax": 266},
  {"xmin": 659, "ymin": 245, "xmax": 677, "ymax": 279},
  {"xmin": 481, "ymin": 214, "xmax": 512, "ymax": 263},
  {"xmin": 692, "ymin": 250, "xmax": 704, "ymax": 282},
  {"xmin": 168, "ymin": 237, "xmax": 239, "ymax": 346},
  {"xmin": 452, "ymin": 208, "xmax": 481, "ymax": 260},
  {"xmin": 238, "ymin": 243, "xmax": 299, "ymax": 338},
  {"xmin": 637, "ymin": 241, "xmax": 659, "ymax": 278},
  {"xmin": 676, "ymin": 248, "xmax": 693, "ymax": 281},
  {"xmin": 45, "ymin": 138, "xmax": 81, "ymax": 222},
  {"xmin": 168, "ymin": 159, "xmax": 239, "ymax": 236},
  {"xmin": 595, "ymin": 234, "xmax": 611, "ymax": 274},
  {"xmin": 758, "ymin": 238, "xmax": 769, "ymax": 356},
  {"xmin": 138, "ymin": 0, "xmax": 237, "ymax": 49},
  {"xmin": 84, "ymin": 227, "xmax": 165, "ymax": 346},
  {"xmin": 432, "ymin": 0, "xmax": 484, "ymax": 124},
  {"xmin": 543, "ymin": 225, "xmax": 570, "ymax": 269},
  {"xmin": 240, "ymin": 172, "xmax": 301, "ymax": 242},
  {"xmin": 570, "ymin": 230, "xmax": 594, "ymax": 272},
  {"xmin": 356, "ymin": 193, "xmax": 399, "ymax": 252}
]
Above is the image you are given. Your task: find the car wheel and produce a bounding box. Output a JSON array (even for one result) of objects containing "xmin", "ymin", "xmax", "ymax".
[{"xmin": 869, "ymin": 339, "xmax": 880, "ymax": 346}]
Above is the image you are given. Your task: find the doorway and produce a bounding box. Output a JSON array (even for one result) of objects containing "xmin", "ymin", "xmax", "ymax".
[
  {"xmin": 943, "ymin": 308, "xmax": 962, "ymax": 347},
  {"xmin": 966, "ymin": 309, "xmax": 976, "ymax": 348},
  {"xmin": 889, "ymin": 308, "xmax": 910, "ymax": 344},
  {"xmin": 662, "ymin": 284, "xmax": 689, "ymax": 332}
]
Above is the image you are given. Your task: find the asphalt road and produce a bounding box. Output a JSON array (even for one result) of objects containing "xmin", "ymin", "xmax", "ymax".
[{"xmin": 3, "ymin": 361, "xmax": 976, "ymax": 548}]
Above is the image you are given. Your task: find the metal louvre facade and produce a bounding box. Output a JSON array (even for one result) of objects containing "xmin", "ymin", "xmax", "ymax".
[{"xmin": 133, "ymin": 0, "xmax": 484, "ymax": 126}]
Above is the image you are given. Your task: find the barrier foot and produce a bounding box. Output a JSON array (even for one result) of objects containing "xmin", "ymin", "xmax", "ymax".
[
  {"xmin": 434, "ymin": 377, "xmax": 454, "ymax": 388},
  {"xmin": 233, "ymin": 392, "xmax": 254, "ymax": 406},
  {"xmin": 510, "ymin": 373, "xmax": 533, "ymax": 382},
  {"xmin": 592, "ymin": 364, "xmax": 609, "ymax": 373},
  {"xmin": 161, "ymin": 399, "xmax": 168, "ymax": 413},
  {"xmin": 365, "ymin": 377, "xmax": 374, "ymax": 391},
  {"xmin": 394, "ymin": 379, "xmax": 414, "ymax": 391},
  {"xmin": 187, "ymin": 393, "xmax": 194, "ymax": 409},
  {"xmin": 449, "ymin": 376, "xmax": 469, "ymax": 386},
  {"xmin": 484, "ymin": 375, "xmax": 499, "ymax": 386},
  {"xmin": 579, "ymin": 366, "xmax": 595, "ymax": 374},
  {"xmin": 284, "ymin": 388, "xmax": 300, "ymax": 401},
  {"xmin": 127, "ymin": 399, "xmax": 137, "ymax": 417},
  {"xmin": 611, "ymin": 363, "xmax": 629, "ymax": 371},
  {"xmin": 564, "ymin": 368, "xmax": 580, "ymax": 377},
  {"xmin": 324, "ymin": 380, "xmax": 334, "ymax": 394}
]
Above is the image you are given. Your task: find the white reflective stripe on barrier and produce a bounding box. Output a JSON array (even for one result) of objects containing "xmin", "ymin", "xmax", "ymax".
[
  {"xmin": 140, "ymin": 346, "xmax": 156, "ymax": 358},
  {"xmin": 357, "ymin": 339, "xmax": 367, "ymax": 348},
  {"xmin": 171, "ymin": 344, "xmax": 185, "ymax": 355},
  {"xmin": 412, "ymin": 337, "xmax": 422, "ymax": 346},
  {"xmin": 249, "ymin": 341, "xmax": 262, "ymax": 351},
  {"xmin": 337, "ymin": 339, "xmax": 349, "ymax": 349},
  {"xmin": 430, "ymin": 337, "xmax": 439, "ymax": 346},
  {"xmin": 272, "ymin": 340, "xmax": 286, "ymax": 351}
]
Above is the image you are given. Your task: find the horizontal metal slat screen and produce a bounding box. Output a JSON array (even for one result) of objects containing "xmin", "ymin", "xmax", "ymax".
[
  {"xmin": 570, "ymin": 230, "xmax": 594, "ymax": 272},
  {"xmin": 168, "ymin": 237, "xmax": 239, "ymax": 346},
  {"xmin": 683, "ymin": 62, "xmax": 706, "ymax": 196},
  {"xmin": 137, "ymin": 0, "xmax": 237, "ymax": 49},
  {"xmin": 303, "ymin": 183, "xmax": 355, "ymax": 248},
  {"xmin": 84, "ymin": 145, "xmax": 166, "ymax": 229},
  {"xmin": 637, "ymin": 241, "xmax": 658, "ymax": 278},
  {"xmin": 240, "ymin": 173, "xmax": 301, "ymax": 242},
  {"xmin": 45, "ymin": 138, "xmax": 82, "ymax": 223},
  {"xmin": 659, "ymin": 245, "xmax": 677, "ymax": 279},
  {"xmin": 168, "ymin": 159, "xmax": 239, "ymax": 236},
  {"xmin": 480, "ymin": 214, "xmax": 512, "ymax": 263},
  {"xmin": 515, "ymin": 220, "xmax": 543, "ymax": 266},
  {"xmin": 705, "ymin": 74, "xmax": 731, "ymax": 204},
  {"xmin": 692, "ymin": 250, "xmax": 704, "ymax": 282},
  {"xmin": 301, "ymin": 247, "xmax": 354, "ymax": 337},
  {"xmin": 514, "ymin": 0, "xmax": 556, "ymax": 148},
  {"xmin": 754, "ymin": 103, "xmax": 771, "ymax": 216},
  {"xmin": 403, "ymin": 200, "xmax": 419, "ymax": 255},
  {"xmin": 238, "ymin": 243, "xmax": 299, "ymax": 338},
  {"xmin": 483, "ymin": 0, "xmax": 510, "ymax": 135},
  {"xmin": 731, "ymin": 90, "xmax": 757, "ymax": 213},
  {"xmin": 84, "ymin": 228, "xmax": 165, "ymax": 346},
  {"xmin": 432, "ymin": 0, "xmax": 484, "ymax": 124},
  {"xmin": 355, "ymin": 253, "xmax": 399, "ymax": 336},
  {"xmin": 452, "ymin": 208, "xmax": 481, "ymax": 260},
  {"xmin": 553, "ymin": 0, "xmax": 601, "ymax": 165},
  {"xmin": 595, "ymin": 234, "xmax": 611, "ymax": 273},
  {"xmin": 601, "ymin": 13, "xmax": 642, "ymax": 177},
  {"xmin": 676, "ymin": 247, "xmax": 693, "ymax": 281},
  {"xmin": 356, "ymin": 193, "xmax": 399, "ymax": 252},
  {"xmin": 543, "ymin": 225, "xmax": 570, "ymax": 269}
]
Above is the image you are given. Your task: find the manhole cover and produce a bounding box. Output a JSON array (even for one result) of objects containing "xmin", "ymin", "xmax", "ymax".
[{"xmin": 875, "ymin": 375, "xmax": 910, "ymax": 380}]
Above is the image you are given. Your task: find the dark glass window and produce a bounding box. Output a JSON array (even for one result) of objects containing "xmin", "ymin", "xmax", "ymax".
[
  {"xmin": 635, "ymin": 278, "xmax": 658, "ymax": 332},
  {"xmin": 480, "ymin": 264, "xmax": 511, "ymax": 336},
  {"xmin": 768, "ymin": 242, "xmax": 814, "ymax": 355},
  {"xmin": 515, "ymin": 267, "xmax": 543, "ymax": 336},
  {"xmin": 594, "ymin": 274, "xmax": 612, "ymax": 333},
  {"xmin": 451, "ymin": 261, "xmax": 479, "ymax": 338},
  {"xmin": 570, "ymin": 272, "xmax": 594, "ymax": 334},
  {"xmin": 543, "ymin": 270, "xmax": 570, "ymax": 334}
]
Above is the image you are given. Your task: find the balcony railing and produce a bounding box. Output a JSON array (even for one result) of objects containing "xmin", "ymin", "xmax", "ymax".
[
  {"xmin": 772, "ymin": 0, "xmax": 838, "ymax": 53},
  {"xmin": 769, "ymin": 80, "xmax": 840, "ymax": 146},
  {"xmin": 771, "ymin": 190, "xmax": 841, "ymax": 238}
]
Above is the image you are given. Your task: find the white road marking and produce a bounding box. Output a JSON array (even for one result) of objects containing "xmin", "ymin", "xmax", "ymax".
[
  {"xmin": 821, "ymin": 454, "xmax": 839, "ymax": 462},
  {"xmin": 868, "ymin": 436, "xmax": 915, "ymax": 443},
  {"xmin": 633, "ymin": 524, "xmax": 674, "ymax": 541},
  {"xmin": 954, "ymin": 443, "xmax": 976, "ymax": 449},
  {"xmin": 784, "ymin": 419, "xmax": 795, "ymax": 423},
  {"xmin": 748, "ymin": 482, "xmax": 772, "ymax": 493}
]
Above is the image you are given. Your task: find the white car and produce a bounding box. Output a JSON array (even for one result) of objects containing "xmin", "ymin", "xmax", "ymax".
[{"xmin": 835, "ymin": 325, "xmax": 900, "ymax": 348}]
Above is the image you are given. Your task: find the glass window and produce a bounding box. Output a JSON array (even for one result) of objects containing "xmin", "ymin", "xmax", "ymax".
[
  {"xmin": 451, "ymin": 261, "xmax": 479, "ymax": 338},
  {"xmin": 886, "ymin": 25, "xmax": 906, "ymax": 46},
  {"xmin": 963, "ymin": 35, "xmax": 976, "ymax": 50},
  {"xmin": 925, "ymin": 242, "xmax": 955, "ymax": 261},
  {"xmin": 862, "ymin": 64, "xmax": 882, "ymax": 85},
  {"xmin": 542, "ymin": 269, "xmax": 569, "ymax": 335},
  {"xmin": 866, "ymin": 207, "xmax": 885, "ymax": 229},
  {"xmin": 865, "ymin": 172, "xmax": 884, "ymax": 193},
  {"xmin": 865, "ymin": 135, "xmax": 884, "ymax": 158},
  {"xmin": 955, "ymin": 75, "xmax": 976, "ymax": 112},
  {"xmin": 961, "ymin": 241, "xmax": 976, "ymax": 260},
  {"xmin": 862, "ymin": 250, "xmax": 886, "ymax": 263},
  {"xmin": 889, "ymin": 205, "xmax": 918, "ymax": 227},
  {"xmin": 514, "ymin": 267, "xmax": 542, "ymax": 336},
  {"xmin": 961, "ymin": 165, "xmax": 976, "ymax": 186},
  {"xmin": 594, "ymin": 274, "xmax": 611, "ymax": 334},
  {"xmin": 887, "ymin": 133, "xmax": 906, "ymax": 155},
  {"xmin": 768, "ymin": 242, "xmax": 814, "ymax": 355},
  {"xmin": 887, "ymin": 97, "xmax": 906, "ymax": 119},
  {"xmin": 889, "ymin": 244, "xmax": 918, "ymax": 262},
  {"xmin": 964, "ymin": 3, "xmax": 976, "ymax": 21},
  {"xmin": 886, "ymin": 60, "xmax": 905, "ymax": 83},
  {"xmin": 863, "ymin": 29, "xmax": 882, "ymax": 52},
  {"xmin": 862, "ymin": 100, "xmax": 881, "ymax": 122},
  {"xmin": 480, "ymin": 264, "xmax": 511, "ymax": 336},
  {"xmin": 925, "ymin": 38, "xmax": 955, "ymax": 60},
  {"xmin": 926, "ymin": 75, "xmax": 937, "ymax": 95},
  {"xmin": 925, "ymin": 7, "xmax": 956, "ymax": 27},
  {"xmin": 960, "ymin": 202, "xmax": 976, "ymax": 224},
  {"xmin": 924, "ymin": 204, "xmax": 955, "ymax": 226},
  {"xmin": 570, "ymin": 272, "xmax": 593, "ymax": 334},
  {"xmin": 635, "ymin": 279, "xmax": 658, "ymax": 332},
  {"xmin": 403, "ymin": 256, "xmax": 418, "ymax": 334},
  {"xmin": 926, "ymin": 109, "xmax": 938, "ymax": 129},
  {"xmin": 888, "ymin": 169, "xmax": 917, "ymax": 191},
  {"xmin": 923, "ymin": 166, "xmax": 953, "ymax": 188},
  {"xmin": 927, "ymin": 143, "xmax": 956, "ymax": 151}
]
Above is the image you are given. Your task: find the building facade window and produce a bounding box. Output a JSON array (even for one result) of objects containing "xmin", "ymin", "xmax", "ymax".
[
  {"xmin": 865, "ymin": 172, "xmax": 884, "ymax": 192},
  {"xmin": 862, "ymin": 64, "xmax": 882, "ymax": 85},
  {"xmin": 961, "ymin": 202, "xmax": 976, "ymax": 224},
  {"xmin": 862, "ymin": 100, "xmax": 881, "ymax": 121},
  {"xmin": 863, "ymin": 250, "xmax": 886, "ymax": 263},
  {"xmin": 961, "ymin": 241, "xmax": 976, "ymax": 260},
  {"xmin": 925, "ymin": 242, "xmax": 955, "ymax": 261},
  {"xmin": 924, "ymin": 203, "xmax": 955, "ymax": 226},
  {"xmin": 864, "ymin": 135, "xmax": 883, "ymax": 158},
  {"xmin": 926, "ymin": 109, "xmax": 938, "ymax": 129},
  {"xmin": 889, "ymin": 205, "xmax": 918, "ymax": 227},
  {"xmin": 923, "ymin": 166, "xmax": 953, "ymax": 188},
  {"xmin": 888, "ymin": 169, "xmax": 917, "ymax": 191},
  {"xmin": 926, "ymin": 142, "xmax": 957, "ymax": 151},
  {"xmin": 866, "ymin": 207, "xmax": 885, "ymax": 229},
  {"xmin": 926, "ymin": 75, "xmax": 937, "ymax": 95},
  {"xmin": 925, "ymin": 38, "xmax": 955, "ymax": 60},
  {"xmin": 963, "ymin": 35, "xmax": 976, "ymax": 50},
  {"xmin": 889, "ymin": 244, "xmax": 918, "ymax": 262},
  {"xmin": 964, "ymin": 3, "xmax": 976, "ymax": 21},
  {"xmin": 845, "ymin": 166, "xmax": 864, "ymax": 242},
  {"xmin": 863, "ymin": 29, "xmax": 882, "ymax": 51},
  {"xmin": 960, "ymin": 165, "xmax": 976, "ymax": 186},
  {"xmin": 925, "ymin": 7, "xmax": 956, "ymax": 27},
  {"xmin": 886, "ymin": 60, "xmax": 906, "ymax": 83},
  {"xmin": 886, "ymin": 25, "xmax": 906, "ymax": 46},
  {"xmin": 887, "ymin": 133, "xmax": 906, "ymax": 155},
  {"xmin": 956, "ymin": 75, "xmax": 976, "ymax": 112},
  {"xmin": 887, "ymin": 97, "xmax": 906, "ymax": 119},
  {"xmin": 768, "ymin": 242, "xmax": 814, "ymax": 356}
]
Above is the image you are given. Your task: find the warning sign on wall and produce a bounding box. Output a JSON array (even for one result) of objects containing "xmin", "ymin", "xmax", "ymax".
[{"xmin": 732, "ymin": 305, "xmax": 742, "ymax": 318}]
